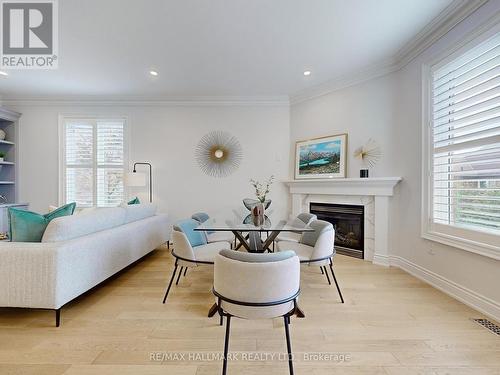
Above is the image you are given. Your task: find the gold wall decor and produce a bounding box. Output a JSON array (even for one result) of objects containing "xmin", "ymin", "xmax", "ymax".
[
  {"xmin": 195, "ymin": 131, "xmax": 243, "ymax": 178},
  {"xmin": 353, "ymin": 138, "xmax": 382, "ymax": 168}
]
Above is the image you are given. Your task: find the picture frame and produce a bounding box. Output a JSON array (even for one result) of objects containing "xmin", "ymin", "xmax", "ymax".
[{"xmin": 295, "ymin": 133, "xmax": 348, "ymax": 179}]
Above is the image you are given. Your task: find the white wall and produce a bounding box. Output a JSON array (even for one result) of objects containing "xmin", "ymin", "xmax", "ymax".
[
  {"xmin": 10, "ymin": 103, "xmax": 290, "ymax": 222},
  {"xmin": 290, "ymin": 1, "xmax": 500, "ymax": 319},
  {"xmin": 290, "ymin": 74, "xmax": 398, "ymax": 179},
  {"xmin": 392, "ymin": 1, "xmax": 500, "ymax": 316}
]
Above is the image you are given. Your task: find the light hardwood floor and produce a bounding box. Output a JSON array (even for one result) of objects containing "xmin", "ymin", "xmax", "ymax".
[{"xmin": 0, "ymin": 248, "xmax": 499, "ymax": 375}]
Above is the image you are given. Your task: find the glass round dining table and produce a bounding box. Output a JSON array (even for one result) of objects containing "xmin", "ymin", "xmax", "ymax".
[
  {"xmin": 195, "ymin": 209, "xmax": 313, "ymax": 318},
  {"xmin": 194, "ymin": 211, "xmax": 314, "ymax": 253}
]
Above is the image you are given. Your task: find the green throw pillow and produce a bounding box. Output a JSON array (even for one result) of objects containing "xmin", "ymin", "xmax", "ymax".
[
  {"xmin": 8, "ymin": 202, "xmax": 76, "ymax": 242},
  {"xmin": 128, "ymin": 197, "xmax": 140, "ymax": 205}
]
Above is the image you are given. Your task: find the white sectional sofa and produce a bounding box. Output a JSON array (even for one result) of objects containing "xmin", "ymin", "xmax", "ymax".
[{"xmin": 0, "ymin": 203, "xmax": 169, "ymax": 326}]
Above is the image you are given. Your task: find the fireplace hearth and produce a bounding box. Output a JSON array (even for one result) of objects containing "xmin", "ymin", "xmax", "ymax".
[{"xmin": 310, "ymin": 202, "xmax": 365, "ymax": 259}]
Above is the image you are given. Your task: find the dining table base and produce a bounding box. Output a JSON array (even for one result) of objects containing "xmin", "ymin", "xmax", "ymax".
[{"xmin": 233, "ymin": 230, "xmax": 281, "ymax": 253}]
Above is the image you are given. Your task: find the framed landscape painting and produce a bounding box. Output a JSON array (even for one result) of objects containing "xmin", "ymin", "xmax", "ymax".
[{"xmin": 295, "ymin": 134, "xmax": 347, "ymax": 179}]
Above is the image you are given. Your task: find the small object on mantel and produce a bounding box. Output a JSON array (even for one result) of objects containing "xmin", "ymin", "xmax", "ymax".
[
  {"xmin": 0, "ymin": 129, "xmax": 6, "ymax": 140},
  {"xmin": 354, "ymin": 139, "xmax": 381, "ymax": 179},
  {"xmin": 353, "ymin": 138, "xmax": 382, "ymax": 168}
]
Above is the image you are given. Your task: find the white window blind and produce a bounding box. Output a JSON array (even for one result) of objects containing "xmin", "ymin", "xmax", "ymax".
[
  {"xmin": 431, "ymin": 32, "xmax": 500, "ymax": 235},
  {"xmin": 63, "ymin": 118, "xmax": 126, "ymax": 207}
]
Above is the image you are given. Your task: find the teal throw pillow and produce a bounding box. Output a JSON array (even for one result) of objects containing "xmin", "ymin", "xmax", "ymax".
[
  {"xmin": 128, "ymin": 197, "xmax": 140, "ymax": 205},
  {"xmin": 173, "ymin": 218, "xmax": 208, "ymax": 247},
  {"xmin": 9, "ymin": 202, "xmax": 76, "ymax": 242}
]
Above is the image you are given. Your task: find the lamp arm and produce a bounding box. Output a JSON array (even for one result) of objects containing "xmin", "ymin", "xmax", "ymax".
[{"xmin": 132, "ymin": 162, "xmax": 152, "ymax": 202}]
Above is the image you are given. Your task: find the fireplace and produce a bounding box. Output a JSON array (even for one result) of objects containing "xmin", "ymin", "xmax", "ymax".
[{"xmin": 309, "ymin": 202, "xmax": 365, "ymax": 259}]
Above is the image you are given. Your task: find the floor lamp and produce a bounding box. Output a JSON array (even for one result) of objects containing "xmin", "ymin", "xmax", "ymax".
[
  {"xmin": 124, "ymin": 162, "xmax": 166, "ymax": 248},
  {"xmin": 125, "ymin": 162, "xmax": 152, "ymax": 202}
]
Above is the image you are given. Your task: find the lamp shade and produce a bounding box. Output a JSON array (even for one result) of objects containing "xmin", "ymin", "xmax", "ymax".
[{"xmin": 124, "ymin": 172, "xmax": 146, "ymax": 187}]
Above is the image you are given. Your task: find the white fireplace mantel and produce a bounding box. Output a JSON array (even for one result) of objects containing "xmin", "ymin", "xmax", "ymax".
[
  {"xmin": 284, "ymin": 177, "xmax": 402, "ymax": 266},
  {"xmin": 284, "ymin": 177, "xmax": 402, "ymax": 196}
]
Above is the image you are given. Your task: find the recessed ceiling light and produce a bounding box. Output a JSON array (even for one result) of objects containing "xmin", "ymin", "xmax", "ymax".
[
  {"xmin": 303, "ymin": 70, "xmax": 311, "ymax": 76},
  {"xmin": 0, "ymin": 71, "xmax": 8, "ymax": 76},
  {"xmin": 149, "ymin": 70, "xmax": 159, "ymax": 76}
]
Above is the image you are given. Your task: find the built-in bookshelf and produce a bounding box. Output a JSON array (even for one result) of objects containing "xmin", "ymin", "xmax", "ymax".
[{"xmin": 0, "ymin": 107, "xmax": 21, "ymax": 203}]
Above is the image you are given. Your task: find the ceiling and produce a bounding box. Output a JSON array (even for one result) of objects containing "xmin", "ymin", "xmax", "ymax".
[{"xmin": 0, "ymin": 0, "xmax": 456, "ymax": 100}]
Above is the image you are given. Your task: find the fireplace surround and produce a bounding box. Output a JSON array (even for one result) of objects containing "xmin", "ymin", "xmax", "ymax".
[{"xmin": 285, "ymin": 177, "xmax": 401, "ymax": 265}]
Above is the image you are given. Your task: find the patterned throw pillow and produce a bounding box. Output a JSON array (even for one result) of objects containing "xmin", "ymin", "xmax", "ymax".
[{"xmin": 8, "ymin": 202, "xmax": 76, "ymax": 242}]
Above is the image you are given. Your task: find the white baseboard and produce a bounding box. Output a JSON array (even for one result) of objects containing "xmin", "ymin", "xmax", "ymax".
[
  {"xmin": 372, "ymin": 253, "xmax": 390, "ymax": 266},
  {"xmin": 389, "ymin": 255, "xmax": 500, "ymax": 323}
]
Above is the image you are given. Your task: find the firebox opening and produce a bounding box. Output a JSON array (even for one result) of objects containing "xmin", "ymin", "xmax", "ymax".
[{"xmin": 309, "ymin": 202, "xmax": 365, "ymax": 259}]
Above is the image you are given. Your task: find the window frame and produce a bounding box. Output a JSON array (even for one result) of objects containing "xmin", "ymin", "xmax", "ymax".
[
  {"xmin": 421, "ymin": 18, "xmax": 500, "ymax": 260},
  {"xmin": 58, "ymin": 114, "xmax": 130, "ymax": 208}
]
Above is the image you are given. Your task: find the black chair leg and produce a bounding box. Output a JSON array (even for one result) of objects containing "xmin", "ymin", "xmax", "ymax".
[
  {"xmin": 162, "ymin": 264, "xmax": 178, "ymax": 303},
  {"xmin": 320, "ymin": 267, "xmax": 324, "ymax": 275},
  {"xmin": 329, "ymin": 260, "xmax": 344, "ymax": 303},
  {"xmin": 220, "ymin": 314, "xmax": 223, "ymax": 326},
  {"xmin": 176, "ymin": 267, "xmax": 184, "ymax": 285},
  {"xmin": 183, "ymin": 267, "xmax": 188, "ymax": 277},
  {"xmin": 222, "ymin": 315, "xmax": 232, "ymax": 375},
  {"xmin": 323, "ymin": 266, "xmax": 331, "ymax": 285},
  {"xmin": 284, "ymin": 316, "xmax": 294, "ymax": 375},
  {"xmin": 55, "ymin": 309, "xmax": 61, "ymax": 327}
]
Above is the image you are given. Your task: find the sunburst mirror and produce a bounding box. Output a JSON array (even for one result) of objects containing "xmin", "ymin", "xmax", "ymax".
[{"xmin": 195, "ymin": 131, "xmax": 243, "ymax": 178}]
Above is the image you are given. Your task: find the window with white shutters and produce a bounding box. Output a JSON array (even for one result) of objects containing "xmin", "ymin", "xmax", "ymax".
[
  {"xmin": 423, "ymin": 28, "xmax": 500, "ymax": 258},
  {"xmin": 61, "ymin": 118, "xmax": 126, "ymax": 207}
]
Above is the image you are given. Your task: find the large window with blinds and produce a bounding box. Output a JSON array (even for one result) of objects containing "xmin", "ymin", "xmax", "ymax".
[
  {"xmin": 423, "ymin": 29, "xmax": 500, "ymax": 258},
  {"xmin": 60, "ymin": 117, "xmax": 127, "ymax": 207}
]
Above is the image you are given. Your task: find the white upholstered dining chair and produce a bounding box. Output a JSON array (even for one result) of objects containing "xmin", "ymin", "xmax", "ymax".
[
  {"xmin": 275, "ymin": 212, "xmax": 317, "ymax": 244},
  {"xmin": 162, "ymin": 219, "xmax": 231, "ymax": 303},
  {"xmin": 213, "ymin": 250, "xmax": 300, "ymax": 375},
  {"xmin": 192, "ymin": 212, "xmax": 235, "ymax": 248},
  {"xmin": 277, "ymin": 220, "xmax": 344, "ymax": 303}
]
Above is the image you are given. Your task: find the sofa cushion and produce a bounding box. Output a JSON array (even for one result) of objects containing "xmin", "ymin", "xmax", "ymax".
[
  {"xmin": 122, "ymin": 203, "xmax": 157, "ymax": 224},
  {"xmin": 42, "ymin": 207, "xmax": 126, "ymax": 242},
  {"xmin": 9, "ymin": 203, "xmax": 76, "ymax": 242},
  {"xmin": 77, "ymin": 207, "xmax": 98, "ymax": 215}
]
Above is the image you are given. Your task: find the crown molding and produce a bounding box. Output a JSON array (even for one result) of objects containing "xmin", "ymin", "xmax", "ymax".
[
  {"xmin": 395, "ymin": 0, "xmax": 489, "ymax": 68},
  {"xmin": 290, "ymin": 57, "xmax": 399, "ymax": 105},
  {"xmin": 0, "ymin": 95, "xmax": 290, "ymax": 107},
  {"xmin": 290, "ymin": 0, "xmax": 489, "ymax": 105}
]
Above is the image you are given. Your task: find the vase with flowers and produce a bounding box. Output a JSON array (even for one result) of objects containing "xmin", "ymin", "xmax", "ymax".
[{"xmin": 249, "ymin": 175, "xmax": 274, "ymax": 225}]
